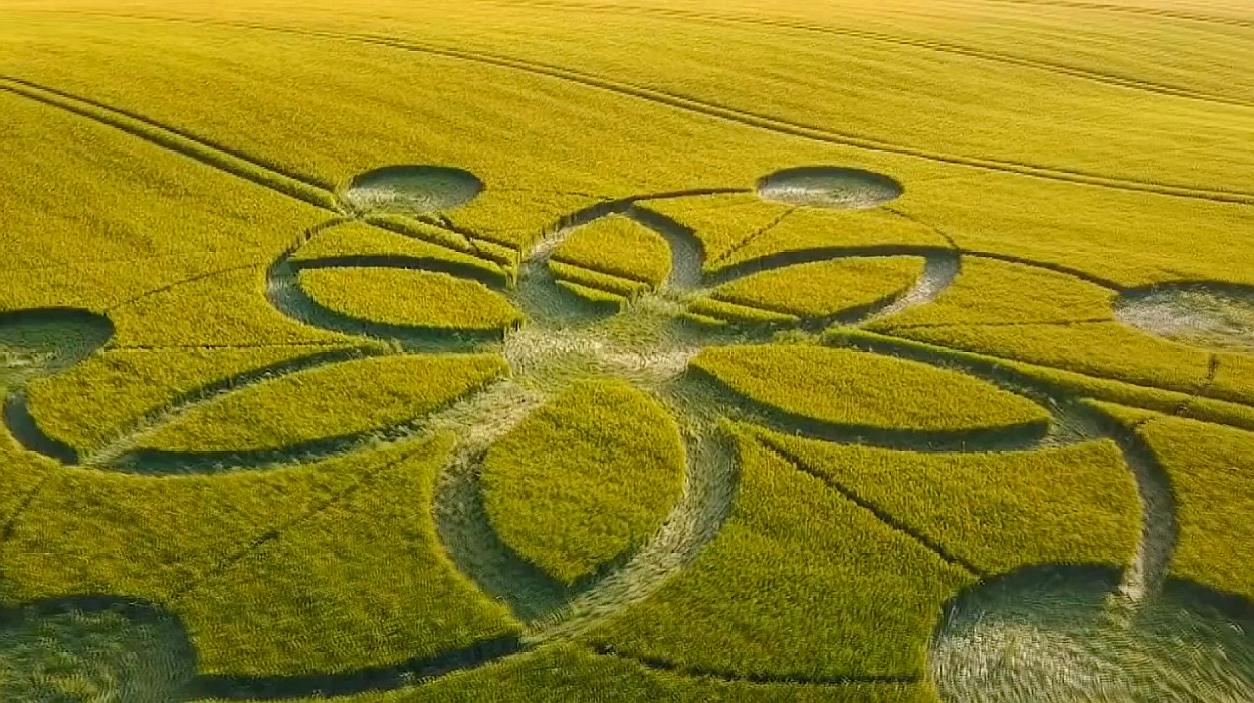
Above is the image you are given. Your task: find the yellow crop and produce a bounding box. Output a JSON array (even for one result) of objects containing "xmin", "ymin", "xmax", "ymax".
[{"xmin": 0, "ymin": 0, "xmax": 1251, "ymax": 698}]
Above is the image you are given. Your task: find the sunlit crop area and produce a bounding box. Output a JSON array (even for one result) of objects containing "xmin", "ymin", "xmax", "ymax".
[{"xmin": 0, "ymin": 0, "xmax": 1251, "ymax": 701}]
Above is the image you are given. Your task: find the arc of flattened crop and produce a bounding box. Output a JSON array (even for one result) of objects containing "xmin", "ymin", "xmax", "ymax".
[
  {"xmin": 696, "ymin": 245, "xmax": 961, "ymax": 331},
  {"xmin": 265, "ymin": 236, "xmax": 512, "ymax": 354},
  {"xmin": 829, "ymin": 331, "xmax": 1180, "ymax": 605},
  {"xmin": 0, "ymin": 77, "xmax": 503, "ymax": 277},
  {"xmin": 0, "ymin": 308, "xmax": 115, "ymax": 465}
]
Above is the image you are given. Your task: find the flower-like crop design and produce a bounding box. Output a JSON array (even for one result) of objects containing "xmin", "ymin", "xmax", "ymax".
[{"xmin": 0, "ymin": 164, "xmax": 1251, "ymax": 701}]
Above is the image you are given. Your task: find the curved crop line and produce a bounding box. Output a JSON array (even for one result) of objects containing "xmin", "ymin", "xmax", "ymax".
[
  {"xmin": 691, "ymin": 249, "xmax": 959, "ymax": 332},
  {"xmin": 186, "ymin": 637, "xmax": 523, "ymax": 700},
  {"xmin": 291, "ymin": 255, "xmax": 508, "ymax": 289},
  {"xmin": 1085, "ymin": 407, "xmax": 1178, "ymax": 602},
  {"xmin": 267, "ymin": 260, "xmax": 511, "ymax": 354},
  {"xmin": 838, "ymin": 326, "xmax": 1254, "ymax": 416},
  {"xmin": 76, "ymin": 347, "xmax": 382, "ymax": 468},
  {"xmin": 873, "ymin": 324, "xmax": 1254, "ymax": 414},
  {"xmin": 479, "ymin": 0, "xmax": 1254, "ymax": 109},
  {"xmin": 959, "ymin": 251, "xmax": 1124, "ymax": 290},
  {"xmin": 3, "ymin": 390, "xmax": 82, "ymax": 464},
  {"xmin": 705, "ymin": 245, "xmax": 954, "ymax": 286},
  {"xmin": 0, "ymin": 167, "xmax": 1237, "ymax": 697},
  {"xmin": 881, "ymin": 206, "xmax": 961, "ymax": 251},
  {"xmin": 165, "ymin": 438, "xmax": 444, "ymax": 603},
  {"xmin": 337, "ymin": 33, "xmax": 1254, "ymax": 206},
  {"xmin": 818, "ymin": 332, "xmax": 1181, "ymax": 604},
  {"xmin": 885, "ymin": 316, "xmax": 1114, "ymax": 330},
  {"xmin": 587, "ymin": 643, "xmax": 920, "ymax": 687},
  {"xmin": 685, "ymin": 365, "xmax": 1053, "ymax": 455},
  {"xmin": 15, "ymin": 10, "xmax": 1254, "ymax": 205},
  {"xmin": 0, "ymin": 77, "xmax": 508, "ymax": 276},
  {"xmin": 621, "ymin": 205, "xmax": 704, "ymax": 291}
]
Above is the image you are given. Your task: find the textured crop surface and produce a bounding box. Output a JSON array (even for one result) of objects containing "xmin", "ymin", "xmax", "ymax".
[
  {"xmin": 0, "ymin": 0, "xmax": 1252, "ymax": 700},
  {"xmin": 481, "ymin": 380, "xmax": 685, "ymax": 585},
  {"xmin": 299, "ymin": 268, "xmax": 522, "ymax": 332}
]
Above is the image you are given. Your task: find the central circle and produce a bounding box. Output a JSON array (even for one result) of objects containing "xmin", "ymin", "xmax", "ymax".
[
  {"xmin": 341, "ymin": 165, "xmax": 484, "ymax": 214},
  {"xmin": 756, "ymin": 166, "xmax": 903, "ymax": 209}
]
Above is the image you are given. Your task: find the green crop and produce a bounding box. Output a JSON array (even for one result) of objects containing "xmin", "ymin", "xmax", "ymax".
[
  {"xmin": 720, "ymin": 206, "xmax": 948, "ymax": 270},
  {"xmin": 213, "ymin": 643, "xmax": 929, "ymax": 703},
  {"xmin": 481, "ymin": 380, "xmax": 684, "ymax": 585},
  {"xmin": 691, "ymin": 343, "xmax": 1050, "ymax": 433},
  {"xmin": 110, "ymin": 266, "xmax": 354, "ymax": 347},
  {"xmin": 872, "ymin": 256, "xmax": 1116, "ymax": 328},
  {"xmin": 884, "ymin": 320, "xmax": 1218, "ymax": 401},
  {"xmin": 3, "ymin": 435, "xmax": 521, "ymax": 676},
  {"xmin": 289, "ymin": 220, "xmax": 494, "ymax": 272},
  {"xmin": 684, "ymin": 296, "xmax": 797, "ymax": 326},
  {"xmin": 173, "ymin": 434, "xmax": 520, "ymax": 676},
  {"xmin": 449, "ymin": 191, "xmax": 607, "ymax": 252},
  {"xmin": 756, "ymin": 428, "xmax": 1140, "ymax": 575},
  {"xmin": 709, "ymin": 256, "xmax": 923, "ymax": 319},
  {"xmin": 26, "ymin": 346, "xmax": 365, "ymax": 455},
  {"xmin": 554, "ymin": 280, "xmax": 626, "ymax": 309},
  {"xmin": 137, "ymin": 354, "xmax": 506, "ymax": 452},
  {"xmin": 547, "ymin": 261, "xmax": 650, "ymax": 299},
  {"xmin": 643, "ymin": 194, "xmax": 793, "ymax": 269},
  {"xmin": 1213, "ymin": 353, "xmax": 1254, "ymax": 406},
  {"xmin": 298, "ymin": 268, "xmax": 522, "ymax": 332},
  {"xmin": 551, "ymin": 215, "xmax": 671, "ymax": 288},
  {"xmin": 1, "ymin": 0, "xmax": 1252, "ymax": 698},
  {"xmin": 831, "ymin": 328, "xmax": 1254, "ymax": 431},
  {"xmin": 586, "ymin": 429, "xmax": 973, "ymax": 679},
  {"xmin": 1117, "ymin": 411, "xmax": 1254, "ymax": 600}
]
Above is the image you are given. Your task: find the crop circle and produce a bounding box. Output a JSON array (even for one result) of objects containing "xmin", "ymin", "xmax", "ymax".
[
  {"xmin": 341, "ymin": 165, "xmax": 483, "ymax": 214},
  {"xmin": 1114, "ymin": 283, "xmax": 1254, "ymax": 352},
  {"xmin": 756, "ymin": 166, "xmax": 903, "ymax": 209}
]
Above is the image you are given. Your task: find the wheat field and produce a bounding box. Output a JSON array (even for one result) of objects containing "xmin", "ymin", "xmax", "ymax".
[{"xmin": 0, "ymin": 1, "xmax": 1251, "ymax": 701}]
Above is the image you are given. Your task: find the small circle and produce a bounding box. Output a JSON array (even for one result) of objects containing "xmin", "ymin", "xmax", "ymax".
[
  {"xmin": 1115, "ymin": 283, "xmax": 1254, "ymax": 353},
  {"xmin": 341, "ymin": 165, "xmax": 483, "ymax": 214},
  {"xmin": 756, "ymin": 166, "xmax": 903, "ymax": 209}
]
